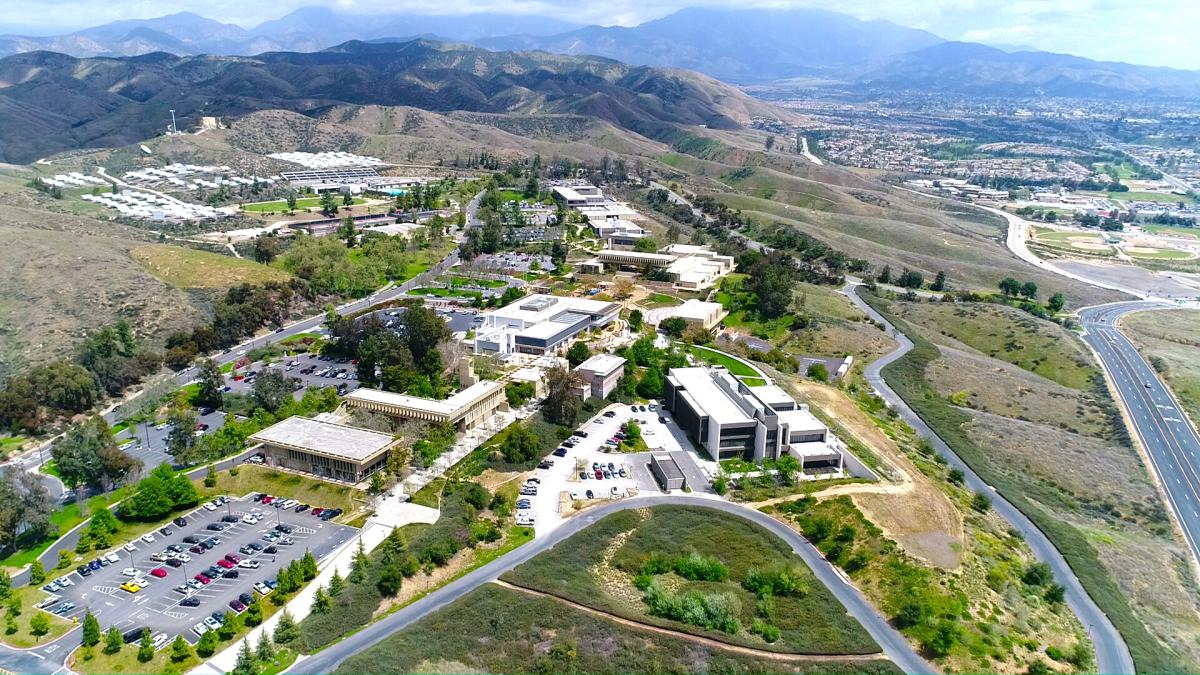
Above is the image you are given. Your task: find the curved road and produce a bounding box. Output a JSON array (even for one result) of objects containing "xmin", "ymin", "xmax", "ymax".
[
  {"xmin": 1079, "ymin": 302, "xmax": 1200, "ymax": 569},
  {"xmin": 843, "ymin": 282, "xmax": 1135, "ymax": 675},
  {"xmin": 286, "ymin": 496, "xmax": 931, "ymax": 675}
]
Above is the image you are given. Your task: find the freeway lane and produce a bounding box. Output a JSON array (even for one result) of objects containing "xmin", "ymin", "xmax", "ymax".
[
  {"xmin": 286, "ymin": 496, "xmax": 931, "ymax": 675},
  {"xmin": 845, "ymin": 282, "xmax": 1136, "ymax": 675},
  {"xmin": 1080, "ymin": 302, "xmax": 1200, "ymax": 569}
]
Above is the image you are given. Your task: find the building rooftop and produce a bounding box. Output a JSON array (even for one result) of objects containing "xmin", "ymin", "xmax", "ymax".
[
  {"xmin": 575, "ymin": 353, "xmax": 626, "ymax": 376},
  {"xmin": 488, "ymin": 294, "xmax": 617, "ymax": 325},
  {"xmin": 346, "ymin": 380, "xmax": 504, "ymax": 417},
  {"xmin": 652, "ymin": 454, "xmax": 685, "ymax": 481},
  {"xmin": 748, "ymin": 383, "xmax": 793, "ymax": 409},
  {"xmin": 249, "ymin": 417, "xmax": 395, "ymax": 461},
  {"xmin": 669, "ymin": 367, "xmax": 752, "ymax": 425},
  {"xmin": 777, "ymin": 407, "xmax": 828, "ymax": 434},
  {"xmin": 665, "ymin": 299, "xmax": 725, "ymax": 321}
]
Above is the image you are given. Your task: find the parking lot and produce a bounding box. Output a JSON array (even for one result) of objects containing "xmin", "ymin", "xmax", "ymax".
[
  {"xmin": 520, "ymin": 402, "xmax": 713, "ymax": 534},
  {"xmin": 38, "ymin": 495, "xmax": 356, "ymax": 646}
]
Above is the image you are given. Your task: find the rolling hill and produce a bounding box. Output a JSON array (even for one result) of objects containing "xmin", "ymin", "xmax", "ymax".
[{"xmin": 0, "ymin": 38, "xmax": 790, "ymax": 164}]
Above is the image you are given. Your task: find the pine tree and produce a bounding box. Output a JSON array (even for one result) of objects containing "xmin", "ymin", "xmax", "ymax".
[
  {"xmin": 328, "ymin": 569, "xmax": 345, "ymax": 597},
  {"xmin": 348, "ymin": 539, "xmax": 368, "ymax": 584},
  {"xmin": 255, "ymin": 630, "xmax": 274, "ymax": 663},
  {"xmin": 232, "ymin": 639, "xmax": 258, "ymax": 675},
  {"xmin": 273, "ymin": 610, "xmax": 298, "ymax": 645},
  {"xmin": 0, "ymin": 570, "xmax": 10, "ymax": 601},
  {"xmin": 29, "ymin": 560, "xmax": 45, "ymax": 585},
  {"xmin": 301, "ymin": 551, "xmax": 318, "ymax": 581},
  {"xmin": 82, "ymin": 610, "xmax": 100, "ymax": 646},
  {"xmin": 137, "ymin": 628, "xmax": 154, "ymax": 662},
  {"xmin": 104, "ymin": 626, "xmax": 123, "ymax": 654},
  {"xmin": 170, "ymin": 634, "xmax": 192, "ymax": 663},
  {"xmin": 197, "ymin": 629, "xmax": 218, "ymax": 657},
  {"xmin": 311, "ymin": 586, "xmax": 330, "ymax": 614}
]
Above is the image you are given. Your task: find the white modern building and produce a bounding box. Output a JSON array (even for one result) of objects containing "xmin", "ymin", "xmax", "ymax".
[
  {"xmin": 249, "ymin": 416, "xmax": 400, "ymax": 483},
  {"xmin": 344, "ymin": 380, "xmax": 507, "ymax": 432},
  {"xmin": 662, "ymin": 366, "xmax": 833, "ymax": 466},
  {"xmin": 472, "ymin": 294, "xmax": 620, "ymax": 356},
  {"xmin": 653, "ymin": 299, "xmax": 728, "ymax": 332},
  {"xmin": 579, "ymin": 244, "xmax": 736, "ymax": 291},
  {"xmin": 592, "ymin": 219, "xmax": 650, "ymax": 249},
  {"xmin": 573, "ymin": 353, "xmax": 627, "ymax": 399}
]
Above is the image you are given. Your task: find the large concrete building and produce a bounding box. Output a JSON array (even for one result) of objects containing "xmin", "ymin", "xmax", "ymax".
[
  {"xmin": 573, "ymin": 353, "xmax": 627, "ymax": 399},
  {"xmin": 249, "ymin": 416, "xmax": 399, "ymax": 484},
  {"xmin": 592, "ymin": 219, "xmax": 649, "ymax": 249},
  {"xmin": 653, "ymin": 299, "xmax": 728, "ymax": 332},
  {"xmin": 344, "ymin": 380, "xmax": 506, "ymax": 431},
  {"xmin": 663, "ymin": 366, "xmax": 829, "ymax": 463},
  {"xmin": 472, "ymin": 294, "xmax": 620, "ymax": 356},
  {"xmin": 579, "ymin": 244, "xmax": 736, "ymax": 291}
]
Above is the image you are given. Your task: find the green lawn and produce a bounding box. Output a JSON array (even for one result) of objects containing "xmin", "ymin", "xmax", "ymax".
[
  {"xmin": 0, "ymin": 436, "xmax": 25, "ymax": 459},
  {"xmin": 2, "ymin": 487, "xmax": 133, "ymax": 572},
  {"xmin": 197, "ymin": 466, "xmax": 366, "ymax": 524},
  {"xmin": 0, "ymin": 585, "xmax": 76, "ymax": 648},
  {"xmin": 241, "ymin": 197, "xmax": 365, "ymax": 213},
  {"xmin": 408, "ymin": 287, "xmax": 482, "ymax": 299},
  {"xmin": 639, "ymin": 293, "xmax": 682, "ymax": 308},
  {"xmin": 1143, "ymin": 224, "xmax": 1200, "ymax": 238},
  {"xmin": 502, "ymin": 504, "xmax": 880, "ymax": 655},
  {"xmin": 688, "ymin": 345, "xmax": 761, "ymax": 379},
  {"xmin": 131, "ymin": 245, "xmax": 291, "ymax": 289},
  {"xmin": 448, "ymin": 276, "xmax": 506, "ymax": 288},
  {"xmin": 1126, "ymin": 247, "xmax": 1193, "ymax": 260},
  {"xmin": 1107, "ymin": 191, "xmax": 1192, "ymax": 204}
]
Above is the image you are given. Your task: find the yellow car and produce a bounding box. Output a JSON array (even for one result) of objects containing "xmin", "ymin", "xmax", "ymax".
[{"xmin": 120, "ymin": 581, "xmax": 141, "ymax": 594}]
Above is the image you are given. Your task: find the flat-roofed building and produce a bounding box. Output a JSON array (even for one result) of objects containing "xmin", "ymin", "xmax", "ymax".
[
  {"xmin": 344, "ymin": 380, "xmax": 506, "ymax": 431},
  {"xmin": 473, "ymin": 294, "xmax": 619, "ymax": 356},
  {"xmin": 589, "ymin": 245, "xmax": 735, "ymax": 291},
  {"xmin": 552, "ymin": 184, "xmax": 606, "ymax": 207},
  {"xmin": 662, "ymin": 366, "xmax": 829, "ymax": 463},
  {"xmin": 574, "ymin": 353, "xmax": 627, "ymax": 399},
  {"xmin": 650, "ymin": 454, "xmax": 686, "ymax": 491},
  {"xmin": 592, "ymin": 219, "xmax": 649, "ymax": 249},
  {"xmin": 249, "ymin": 416, "xmax": 399, "ymax": 483},
  {"xmin": 653, "ymin": 299, "xmax": 728, "ymax": 332}
]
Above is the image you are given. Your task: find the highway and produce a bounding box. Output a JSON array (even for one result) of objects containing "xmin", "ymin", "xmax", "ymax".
[
  {"xmin": 286, "ymin": 495, "xmax": 931, "ymax": 675},
  {"xmin": 844, "ymin": 282, "xmax": 1136, "ymax": 675},
  {"xmin": 1080, "ymin": 302, "xmax": 1200, "ymax": 568}
]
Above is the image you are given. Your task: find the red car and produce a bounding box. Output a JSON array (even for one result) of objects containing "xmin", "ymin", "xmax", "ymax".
[
  {"xmin": 311, "ymin": 508, "xmax": 324, "ymax": 516},
  {"xmin": 262, "ymin": 496, "xmax": 274, "ymax": 504},
  {"xmin": 194, "ymin": 574, "xmax": 211, "ymax": 585},
  {"xmin": 217, "ymin": 559, "xmax": 234, "ymax": 569},
  {"xmin": 149, "ymin": 567, "xmax": 167, "ymax": 578},
  {"xmin": 224, "ymin": 553, "xmax": 240, "ymax": 564},
  {"xmin": 594, "ymin": 469, "xmax": 603, "ymax": 479}
]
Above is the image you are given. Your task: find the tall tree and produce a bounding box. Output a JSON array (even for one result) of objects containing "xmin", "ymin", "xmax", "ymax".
[
  {"xmin": 195, "ymin": 358, "xmax": 224, "ymax": 409},
  {"xmin": 165, "ymin": 406, "xmax": 199, "ymax": 459},
  {"xmin": 252, "ymin": 369, "xmax": 293, "ymax": 414},
  {"xmin": 542, "ymin": 366, "xmax": 583, "ymax": 427}
]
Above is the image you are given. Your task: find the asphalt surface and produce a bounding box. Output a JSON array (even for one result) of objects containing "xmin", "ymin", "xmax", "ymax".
[
  {"xmin": 1080, "ymin": 302, "xmax": 1200, "ymax": 568},
  {"xmin": 844, "ymin": 282, "xmax": 1135, "ymax": 675},
  {"xmin": 285, "ymin": 495, "xmax": 931, "ymax": 675}
]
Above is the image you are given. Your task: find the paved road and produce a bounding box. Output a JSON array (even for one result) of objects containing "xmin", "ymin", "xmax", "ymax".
[
  {"xmin": 286, "ymin": 496, "xmax": 931, "ymax": 675},
  {"xmin": 844, "ymin": 282, "xmax": 1135, "ymax": 675},
  {"xmin": 1080, "ymin": 302, "xmax": 1200, "ymax": 568}
]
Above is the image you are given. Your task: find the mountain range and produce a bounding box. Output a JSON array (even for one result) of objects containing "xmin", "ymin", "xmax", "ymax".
[{"xmin": 0, "ymin": 39, "xmax": 786, "ymax": 164}]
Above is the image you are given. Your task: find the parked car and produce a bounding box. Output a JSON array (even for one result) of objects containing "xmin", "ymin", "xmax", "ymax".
[
  {"xmin": 77, "ymin": 565, "xmax": 92, "ymax": 577},
  {"xmin": 173, "ymin": 517, "xmax": 188, "ymax": 527},
  {"xmin": 263, "ymin": 545, "xmax": 277, "ymax": 555},
  {"xmin": 159, "ymin": 526, "xmax": 173, "ymax": 536},
  {"xmin": 165, "ymin": 558, "xmax": 183, "ymax": 568},
  {"xmin": 180, "ymin": 597, "xmax": 200, "ymax": 607},
  {"xmin": 217, "ymin": 559, "xmax": 234, "ymax": 569},
  {"xmin": 222, "ymin": 569, "xmax": 239, "ymax": 579},
  {"xmin": 194, "ymin": 574, "xmax": 211, "ymax": 585},
  {"xmin": 119, "ymin": 582, "xmax": 141, "ymax": 594},
  {"xmin": 150, "ymin": 568, "xmax": 168, "ymax": 578}
]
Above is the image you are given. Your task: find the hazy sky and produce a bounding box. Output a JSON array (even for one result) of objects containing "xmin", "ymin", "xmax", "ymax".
[{"xmin": 6, "ymin": 0, "xmax": 1199, "ymax": 70}]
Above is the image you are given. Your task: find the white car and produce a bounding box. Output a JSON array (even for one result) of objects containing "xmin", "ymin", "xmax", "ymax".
[
  {"xmin": 516, "ymin": 515, "xmax": 536, "ymax": 526},
  {"xmin": 151, "ymin": 633, "xmax": 169, "ymax": 650},
  {"xmin": 121, "ymin": 567, "xmax": 138, "ymax": 577},
  {"xmin": 174, "ymin": 553, "xmax": 192, "ymax": 563},
  {"xmin": 186, "ymin": 579, "xmax": 202, "ymax": 590},
  {"xmin": 203, "ymin": 616, "xmax": 221, "ymax": 631},
  {"xmin": 238, "ymin": 560, "xmax": 261, "ymax": 569},
  {"xmin": 123, "ymin": 542, "xmax": 138, "ymax": 552},
  {"xmin": 56, "ymin": 576, "xmax": 74, "ymax": 587},
  {"xmin": 241, "ymin": 514, "xmax": 257, "ymax": 524},
  {"xmin": 192, "ymin": 623, "xmax": 209, "ymax": 637},
  {"xmin": 203, "ymin": 502, "xmax": 217, "ymax": 511},
  {"xmin": 104, "ymin": 552, "xmax": 121, "ymax": 564},
  {"xmin": 610, "ymin": 486, "xmax": 621, "ymax": 497},
  {"xmin": 141, "ymin": 533, "xmax": 155, "ymax": 543}
]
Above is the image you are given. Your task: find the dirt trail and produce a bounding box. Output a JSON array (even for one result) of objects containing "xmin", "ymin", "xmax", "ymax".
[
  {"xmin": 755, "ymin": 380, "xmax": 964, "ymax": 570},
  {"xmin": 494, "ymin": 580, "xmax": 886, "ymax": 663}
]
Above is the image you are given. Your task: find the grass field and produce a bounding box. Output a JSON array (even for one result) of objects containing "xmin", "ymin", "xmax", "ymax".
[
  {"xmin": 0, "ymin": 435, "xmax": 24, "ymax": 460},
  {"xmin": 72, "ymin": 639, "xmax": 199, "ymax": 675},
  {"xmin": 887, "ymin": 301, "xmax": 1101, "ymax": 390},
  {"xmin": 241, "ymin": 197, "xmax": 364, "ymax": 212},
  {"xmin": 197, "ymin": 466, "xmax": 366, "ymax": 524},
  {"xmin": 865, "ymin": 293, "xmax": 1194, "ymax": 673},
  {"xmin": 1108, "ymin": 191, "xmax": 1194, "ymax": 204},
  {"xmin": 131, "ymin": 245, "xmax": 291, "ymax": 289},
  {"xmin": 1, "ymin": 487, "xmax": 134, "ymax": 572},
  {"xmin": 0, "ymin": 585, "xmax": 76, "ymax": 648},
  {"xmin": 408, "ymin": 287, "xmax": 482, "ymax": 299},
  {"xmin": 689, "ymin": 345, "xmax": 762, "ymax": 379},
  {"xmin": 1123, "ymin": 309, "xmax": 1200, "ymax": 426},
  {"xmin": 447, "ymin": 275, "xmax": 505, "ymax": 288},
  {"xmin": 1125, "ymin": 246, "xmax": 1193, "ymax": 260},
  {"xmin": 1143, "ymin": 224, "xmax": 1200, "ymax": 238},
  {"xmin": 335, "ymin": 584, "xmax": 900, "ymax": 675},
  {"xmin": 502, "ymin": 505, "xmax": 880, "ymax": 655}
]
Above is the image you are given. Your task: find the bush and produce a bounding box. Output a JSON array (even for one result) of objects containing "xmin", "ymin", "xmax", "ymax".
[
  {"xmin": 743, "ymin": 564, "xmax": 810, "ymax": 598},
  {"xmin": 642, "ymin": 579, "xmax": 741, "ymax": 634}
]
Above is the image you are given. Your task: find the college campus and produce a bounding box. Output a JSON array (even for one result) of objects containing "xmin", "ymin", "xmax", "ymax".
[{"xmin": 5, "ymin": 3, "xmax": 1200, "ymax": 675}]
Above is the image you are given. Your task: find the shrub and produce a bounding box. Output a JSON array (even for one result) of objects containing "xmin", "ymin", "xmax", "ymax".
[{"xmin": 744, "ymin": 564, "xmax": 810, "ymax": 598}]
